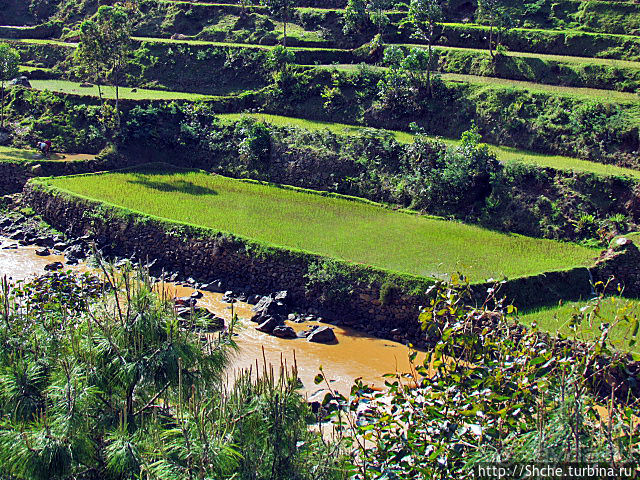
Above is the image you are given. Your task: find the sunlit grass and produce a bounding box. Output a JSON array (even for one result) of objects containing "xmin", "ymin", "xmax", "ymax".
[
  {"xmin": 519, "ymin": 296, "xmax": 640, "ymax": 355},
  {"xmin": 46, "ymin": 166, "xmax": 599, "ymax": 282},
  {"xmin": 442, "ymin": 73, "xmax": 640, "ymax": 102},
  {"xmin": 0, "ymin": 145, "xmax": 38, "ymax": 163},
  {"xmin": 28, "ymin": 80, "xmax": 214, "ymax": 100}
]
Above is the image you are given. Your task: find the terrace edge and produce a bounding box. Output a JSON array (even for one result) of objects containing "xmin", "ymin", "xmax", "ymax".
[{"xmin": 22, "ymin": 178, "xmax": 640, "ymax": 345}]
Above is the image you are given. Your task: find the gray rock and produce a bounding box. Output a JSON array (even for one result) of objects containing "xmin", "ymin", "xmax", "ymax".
[
  {"xmin": 247, "ymin": 294, "xmax": 262, "ymax": 304},
  {"xmin": 272, "ymin": 325, "xmax": 297, "ymax": 339},
  {"xmin": 35, "ymin": 248, "xmax": 50, "ymax": 256},
  {"xmin": 202, "ymin": 280, "xmax": 224, "ymax": 293},
  {"xmin": 256, "ymin": 316, "xmax": 281, "ymax": 334},
  {"xmin": 9, "ymin": 76, "xmax": 31, "ymax": 88},
  {"xmin": 44, "ymin": 261, "xmax": 63, "ymax": 271},
  {"xmin": 307, "ymin": 326, "xmax": 337, "ymax": 344},
  {"xmin": 35, "ymin": 236, "xmax": 54, "ymax": 247}
]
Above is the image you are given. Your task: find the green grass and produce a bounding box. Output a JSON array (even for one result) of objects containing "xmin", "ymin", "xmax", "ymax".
[
  {"xmin": 217, "ymin": 113, "xmax": 417, "ymax": 143},
  {"xmin": 28, "ymin": 80, "xmax": 214, "ymax": 100},
  {"xmin": 316, "ymin": 64, "xmax": 639, "ymax": 101},
  {"xmin": 398, "ymin": 44, "xmax": 640, "ymax": 69},
  {"xmin": 519, "ymin": 297, "xmax": 640, "ymax": 355},
  {"xmin": 0, "ymin": 145, "xmax": 38, "ymax": 163},
  {"xmin": 441, "ymin": 73, "xmax": 640, "ymax": 102},
  {"xmin": 218, "ymin": 113, "xmax": 640, "ymax": 180},
  {"xmin": 46, "ymin": 166, "xmax": 599, "ymax": 282}
]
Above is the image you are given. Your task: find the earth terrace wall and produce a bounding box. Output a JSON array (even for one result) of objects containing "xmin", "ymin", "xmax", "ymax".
[
  {"xmin": 0, "ymin": 158, "xmax": 117, "ymax": 196},
  {"xmin": 25, "ymin": 178, "xmax": 607, "ymax": 345}
]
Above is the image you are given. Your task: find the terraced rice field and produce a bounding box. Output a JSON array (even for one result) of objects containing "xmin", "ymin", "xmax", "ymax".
[
  {"xmin": 0, "ymin": 145, "xmax": 38, "ymax": 163},
  {"xmin": 29, "ymin": 80, "xmax": 214, "ymax": 100},
  {"xmin": 520, "ymin": 297, "xmax": 640, "ymax": 355},
  {"xmin": 218, "ymin": 113, "xmax": 640, "ymax": 180},
  {"xmin": 46, "ymin": 166, "xmax": 599, "ymax": 282},
  {"xmin": 0, "ymin": 146, "xmax": 93, "ymax": 163},
  {"xmin": 442, "ymin": 73, "xmax": 640, "ymax": 102}
]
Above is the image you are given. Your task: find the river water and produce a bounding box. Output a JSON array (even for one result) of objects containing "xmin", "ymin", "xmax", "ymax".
[{"xmin": 0, "ymin": 236, "xmax": 421, "ymax": 396}]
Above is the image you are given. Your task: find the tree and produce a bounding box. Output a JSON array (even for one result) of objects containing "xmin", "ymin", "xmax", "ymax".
[
  {"xmin": 75, "ymin": 5, "xmax": 132, "ymax": 122},
  {"xmin": 401, "ymin": 0, "xmax": 442, "ymax": 96},
  {"xmin": 0, "ymin": 43, "xmax": 19, "ymax": 129},
  {"xmin": 261, "ymin": 0, "xmax": 296, "ymax": 47},
  {"xmin": 342, "ymin": 0, "xmax": 367, "ymax": 35},
  {"xmin": 477, "ymin": 0, "xmax": 512, "ymax": 59},
  {"xmin": 366, "ymin": 0, "xmax": 392, "ymax": 38}
]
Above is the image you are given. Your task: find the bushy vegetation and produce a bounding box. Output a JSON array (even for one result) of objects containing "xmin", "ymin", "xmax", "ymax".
[
  {"xmin": 0, "ymin": 267, "xmax": 343, "ymax": 480},
  {"xmin": 320, "ymin": 279, "xmax": 640, "ymax": 478}
]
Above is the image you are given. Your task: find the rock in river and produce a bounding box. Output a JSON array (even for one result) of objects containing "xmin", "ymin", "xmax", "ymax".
[
  {"xmin": 44, "ymin": 262, "xmax": 63, "ymax": 271},
  {"xmin": 256, "ymin": 316, "xmax": 281, "ymax": 334},
  {"xmin": 307, "ymin": 326, "xmax": 337, "ymax": 344},
  {"xmin": 272, "ymin": 325, "xmax": 297, "ymax": 339}
]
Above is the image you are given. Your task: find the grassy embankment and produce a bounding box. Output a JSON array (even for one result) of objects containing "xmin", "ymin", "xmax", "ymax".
[
  {"xmin": 46, "ymin": 167, "xmax": 599, "ymax": 282},
  {"xmin": 520, "ymin": 297, "xmax": 640, "ymax": 355},
  {"xmin": 218, "ymin": 113, "xmax": 640, "ymax": 179}
]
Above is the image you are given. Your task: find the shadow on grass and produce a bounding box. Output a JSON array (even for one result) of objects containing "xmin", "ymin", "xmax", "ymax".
[{"xmin": 127, "ymin": 178, "xmax": 218, "ymax": 196}]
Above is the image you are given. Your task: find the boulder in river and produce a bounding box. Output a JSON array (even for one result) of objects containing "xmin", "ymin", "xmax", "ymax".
[
  {"xmin": 272, "ymin": 325, "xmax": 297, "ymax": 339},
  {"xmin": 307, "ymin": 326, "xmax": 337, "ymax": 344},
  {"xmin": 256, "ymin": 316, "xmax": 281, "ymax": 334},
  {"xmin": 44, "ymin": 262, "xmax": 63, "ymax": 271},
  {"xmin": 251, "ymin": 294, "xmax": 288, "ymax": 321},
  {"xmin": 202, "ymin": 280, "xmax": 224, "ymax": 293},
  {"xmin": 35, "ymin": 248, "xmax": 50, "ymax": 256}
]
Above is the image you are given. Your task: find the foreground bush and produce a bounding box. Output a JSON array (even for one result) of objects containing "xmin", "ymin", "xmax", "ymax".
[
  {"xmin": 319, "ymin": 279, "xmax": 640, "ymax": 479},
  {"xmin": 0, "ymin": 266, "xmax": 343, "ymax": 480}
]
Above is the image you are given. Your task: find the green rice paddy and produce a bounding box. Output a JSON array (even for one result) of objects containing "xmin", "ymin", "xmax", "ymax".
[
  {"xmin": 46, "ymin": 166, "xmax": 599, "ymax": 282},
  {"xmin": 442, "ymin": 73, "xmax": 640, "ymax": 102},
  {"xmin": 520, "ymin": 297, "xmax": 640, "ymax": 355},
  {"xmin": 28, "ymin": 80, "xmax": 214, "ymax": 101},
  {"xmin": 0, "ymin": 145, "xmax": 37, "ymax": 163}
]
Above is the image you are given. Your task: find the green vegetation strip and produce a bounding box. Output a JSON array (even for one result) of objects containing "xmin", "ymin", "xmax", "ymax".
[
  {"xmin": 441, "ymin": 73, "xmax": 640, "ymax": 102},
  {"xmin": 519, "ymin": 297, "xmax": 640, "ymax": 355},
  {"xmin": 218, "ymin": 113, "xmax": 640, "ymax": 180},
  {"xmin": 28, "ymin": 80, "xmax": 214, "ymax": 101},
  {"xmin": 399, "ymin": 44, "xmax": 640, "ymax": 69},
  {"xmin": 45, "ymin": 166, "xmax": 598, "ymax": 282}
]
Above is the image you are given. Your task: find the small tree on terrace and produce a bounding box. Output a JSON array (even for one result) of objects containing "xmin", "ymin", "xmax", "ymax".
[
  {"xmin": 400, "ymin": 0, "xmax": 442, "ymax": 96},
  {"xmin": 366, "ymin": 0, "xmax": 392, "ymax": 38},
  {"xmin": 0, "ymin": 43, "xmax": 19, "ymax": 129},
  {"xmin": 477, "ymin": 0, "xmax": 512, "ymax": 59},
  {"xmin": 261, "ymin": 0, "xmax": 296, "ymax": 47},
  {"xmin": 343, "ymin": 0, "xmax": 368, "ymax": 36},
  {"xmin": 75, "ymin": 5, "xmax": 132, "ymax": 123}
]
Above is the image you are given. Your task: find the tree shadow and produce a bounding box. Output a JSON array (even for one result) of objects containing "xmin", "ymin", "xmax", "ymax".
[{"xmin": 128, "ymin": 178, "xmax": 218, "ymax": 196}]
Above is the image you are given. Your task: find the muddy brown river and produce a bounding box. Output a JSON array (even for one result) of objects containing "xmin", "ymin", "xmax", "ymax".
[{"xmin": 0, "ymin": 236, "xmax": 421, "ymax": 396}]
